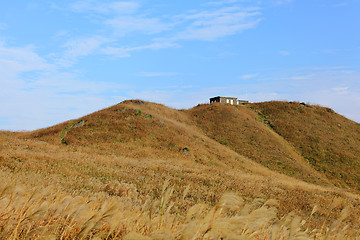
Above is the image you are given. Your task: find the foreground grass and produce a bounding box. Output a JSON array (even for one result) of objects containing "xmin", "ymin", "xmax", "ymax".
[
  {"xmin": 1, "ymin": 175, "xmax": 358, "ymax": 240},
  {"xmin": 1, "ymin": 131, "xmax": 359, "ymax": 239}
]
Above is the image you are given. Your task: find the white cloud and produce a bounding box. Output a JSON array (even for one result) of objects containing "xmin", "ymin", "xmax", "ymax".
[
  {"xmin": 172, "ymin": 7, "xmax": 262, "ymax": 41},
  {"xmin": 332, "ymin": 2, "xmax": 348, "ymax": 8},
  {"xmin": 137, "ymin": 72, "xmax": 178, "ymax": 77},
  {"xmin": 0, "ymin": 44, "xmax": 52, "ymax": 79},
  {"xmin": 59, "ymin": 36, "xmax": 110, "ymax": 66},
  {"xmin": 31, "ymin": 71, "xmax": 127, "ymax": 94},
  {"xmin": 279, "ymin": 50, "xmax": 291, "ymax": 56},
  {"xmin": 332, "ymin": 86, "xmax": 349, "ymax": 94},
  {"xmin": 66, "ymin": 1, "xmax": 262, "ymax": 51},
  {"xmin": 64, "ymin": 36, "xmax": 107, "ymax": 56},
  {"xmin": 274, "ymin": 0, "xmax": 294, "ymax": 5},
  {"xmin": 70, "ymin": 1, "xmax": 172, "ymax": 36},
  {"xmin": 0, "ymin": 42, "xmax": 128, "ymax": 130},
  {"xmin": 240, "ymin": 73, "xmax": 258, "ymax": 79},
  {"xmin": 70, "ymin": 1, "xmax": 140, "ymax": 14},
  {"xmin": 286, "ymin": 75, "xmax": 311, "ymax": 80},
  {"xmin": 101, "ymin": 46, "xmax": 131, "ymax": 58},
  {"xmin": 0, "ymin": 74, "xmax": 126, "ymax": 130},
  {"xmin": 0, "ymin": 23, "xmax": 7, "ymax": 30},
  {"xmin": 205, "ymin": 0, "xmax": 239, "ymax": 6},
  {"xmin": 322, "ymin": 49, "xmax": 337, "ymax": 54},
  {"xmin": 0, "ymin": 87, "xmax": 118, "ymax": 131},
  {"xmin": 45, "ymin": 1, "xmax": 265, "ymax": 65},
  {"xmin": 106, "ymin": 16, "xmax": 173, "ymax": 36},
  {"xmin": 101, "ymin": 42, "xmax": 179, "ymax": 58}
]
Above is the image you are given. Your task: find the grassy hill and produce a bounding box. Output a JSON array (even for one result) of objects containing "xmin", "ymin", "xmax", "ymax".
[
  {"xmin": 21, "ymin": 100, "xmax": 265, "ymax": 171},
  {"xmin": 250, "ymin": 101, "xmax": 360, "ymax": 191},
  {"xmin": 1, "ymin": 100, "xmax": 360, "ymax": 239},
  {"xmin": 186, "ymin": 103, "xmax": 329, "ymax": 185}
]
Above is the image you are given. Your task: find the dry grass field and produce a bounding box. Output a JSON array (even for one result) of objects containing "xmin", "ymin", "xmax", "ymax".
[{"xmin": 1, "ymin": 100, "xmax": 360, "ymax": 239}]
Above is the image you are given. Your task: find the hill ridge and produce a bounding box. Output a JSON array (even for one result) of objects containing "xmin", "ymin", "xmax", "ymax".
[{"xmin": 18, "ymin": 99, "xmax": 360, "ymax": 191}]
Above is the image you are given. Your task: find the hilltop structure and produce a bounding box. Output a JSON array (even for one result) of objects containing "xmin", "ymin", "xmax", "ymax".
[{"xmin": 210, "ymin": 96, "xmax": 249, "ymax": 105}]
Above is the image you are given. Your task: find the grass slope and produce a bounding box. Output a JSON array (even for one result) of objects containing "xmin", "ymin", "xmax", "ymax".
[
  {"xmin": 250, "ymin": 101, "xmax": 360, "ymax": 191},
  {"xmin": 20, "ymin": 100, "xmax": 260, "ymax": 170},
  {"xmin": 186, "ymin": 103, "xmax": 329, "ymax": 185}
]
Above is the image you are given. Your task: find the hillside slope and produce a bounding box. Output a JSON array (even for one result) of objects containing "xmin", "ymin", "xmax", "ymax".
[
  {"xmin": 20, "ymin": 100, "xmax": 259, "ymax": 171},
  {"xmin": 21, "ymin": 100, "xmax": 330, "ymax": 186},
  {"xmin": 186, "ymin": 103, "xmax": 329, "ymax": 185},
  {"xmin": 250, "ymin": 101, "xmax": 360, "ymax": 191},
  {"xmin": 20, "ymin": 100, "xmax": 360, "ymax": 191}
]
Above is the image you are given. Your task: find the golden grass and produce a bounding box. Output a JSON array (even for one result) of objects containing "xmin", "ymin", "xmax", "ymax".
[
  {"xmin": 1, "ymin": 132, "xmax": 360, "ymax": 238},
  {"xmin": 0, "ymin": 173, "xmax": 359, "ymax": 239},
  {"xmin": 1, "ymin": 100, "xmax": 360, "ymax": 238}
]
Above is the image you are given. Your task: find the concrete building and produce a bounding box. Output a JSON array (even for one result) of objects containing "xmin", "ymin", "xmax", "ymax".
[
  {"xmin": 210, "ymin": 96, "xmax": 249, "ymax": 105},
  {"xmin": 237, "ymin": 99, "xmax": 249, "ymax": 105}
]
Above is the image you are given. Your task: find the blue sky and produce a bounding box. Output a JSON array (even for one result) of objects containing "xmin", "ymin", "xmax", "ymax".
[{"xmin": 1, "ymin": 0, "xmax": 359, "ymax": 130}]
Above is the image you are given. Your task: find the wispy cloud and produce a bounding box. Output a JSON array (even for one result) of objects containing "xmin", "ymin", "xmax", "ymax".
[
  {"xmin": 0, "ymin": 23, "xmax": 7, "ymax": 30},
  {"xmin": 332, "ymin": 86, "xmax": 349, "ymax": 94},
  {"xmin": 287, "ymin": 75, "xmax": 311, "ymax": 80},
  {"xmin": 137, "ymin": 72, "xmax": 178, "ymax": 77},
  {"xmin": 105, "ymin": 16, "xmax": 173, "ymax": 36},
  {"xmin": 58, "ymin": 36, "xmax": 111, "ymax": 67},
  {"xmin": 69, "ymin": 1, "xmax": 140, "ymax": 14},
  {"xmin": 240, "ymin": 73, "xmax": 259, "ymax": 79},
  {"xmin": 0, "ymin": 42, "xmax": 128, "ymax": 130},
  {"xmin": 101, "ymin": 42, "xmax": 179, "ymax": 58},
  {"xmin": 332, "ymin": 2, "xmax": 348, "ymax": 8},
  {"xmin": 274, "ymin": 0, "xmax": 294, "ymax": 5},
  {"xmin": 172, "ymin": 7, "xmax": 262, "ymax": 41},
  {"xmin": 62, "ymin": 1, "xmax": 263, "ymax": 59},
  {"xmin": 205, "ymin": 0, "xmax": 239, "ymax": 6},
  {"xmin": 70, "ymin": 1, "xmax": 172, "ymax": 36},
  {"xmin": 102, "ymin": 1, "xmax": 262, "ymax": 41},
  {"xmin": 0, "ymin": 42, "xmax": 128, "ymax": 94},
  {"xmin": 51, "ymin": 0, "xmax": 298, "ymax": 63},
  {"xmin": 279, "ymin": 50, "xmax": 291, "ymax": 56},
  {"xmin": 0, "ymin": 44, "xmax": 52, "ymax": 79},
  {"xmin": 322, "ymin": 49, "xmax": 337, "ymax": 54}
]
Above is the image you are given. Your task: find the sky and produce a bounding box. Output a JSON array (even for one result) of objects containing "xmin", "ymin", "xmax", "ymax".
[{"xmin": 0, "ymin": 0, "xmax": 360, "ymax": 130}]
